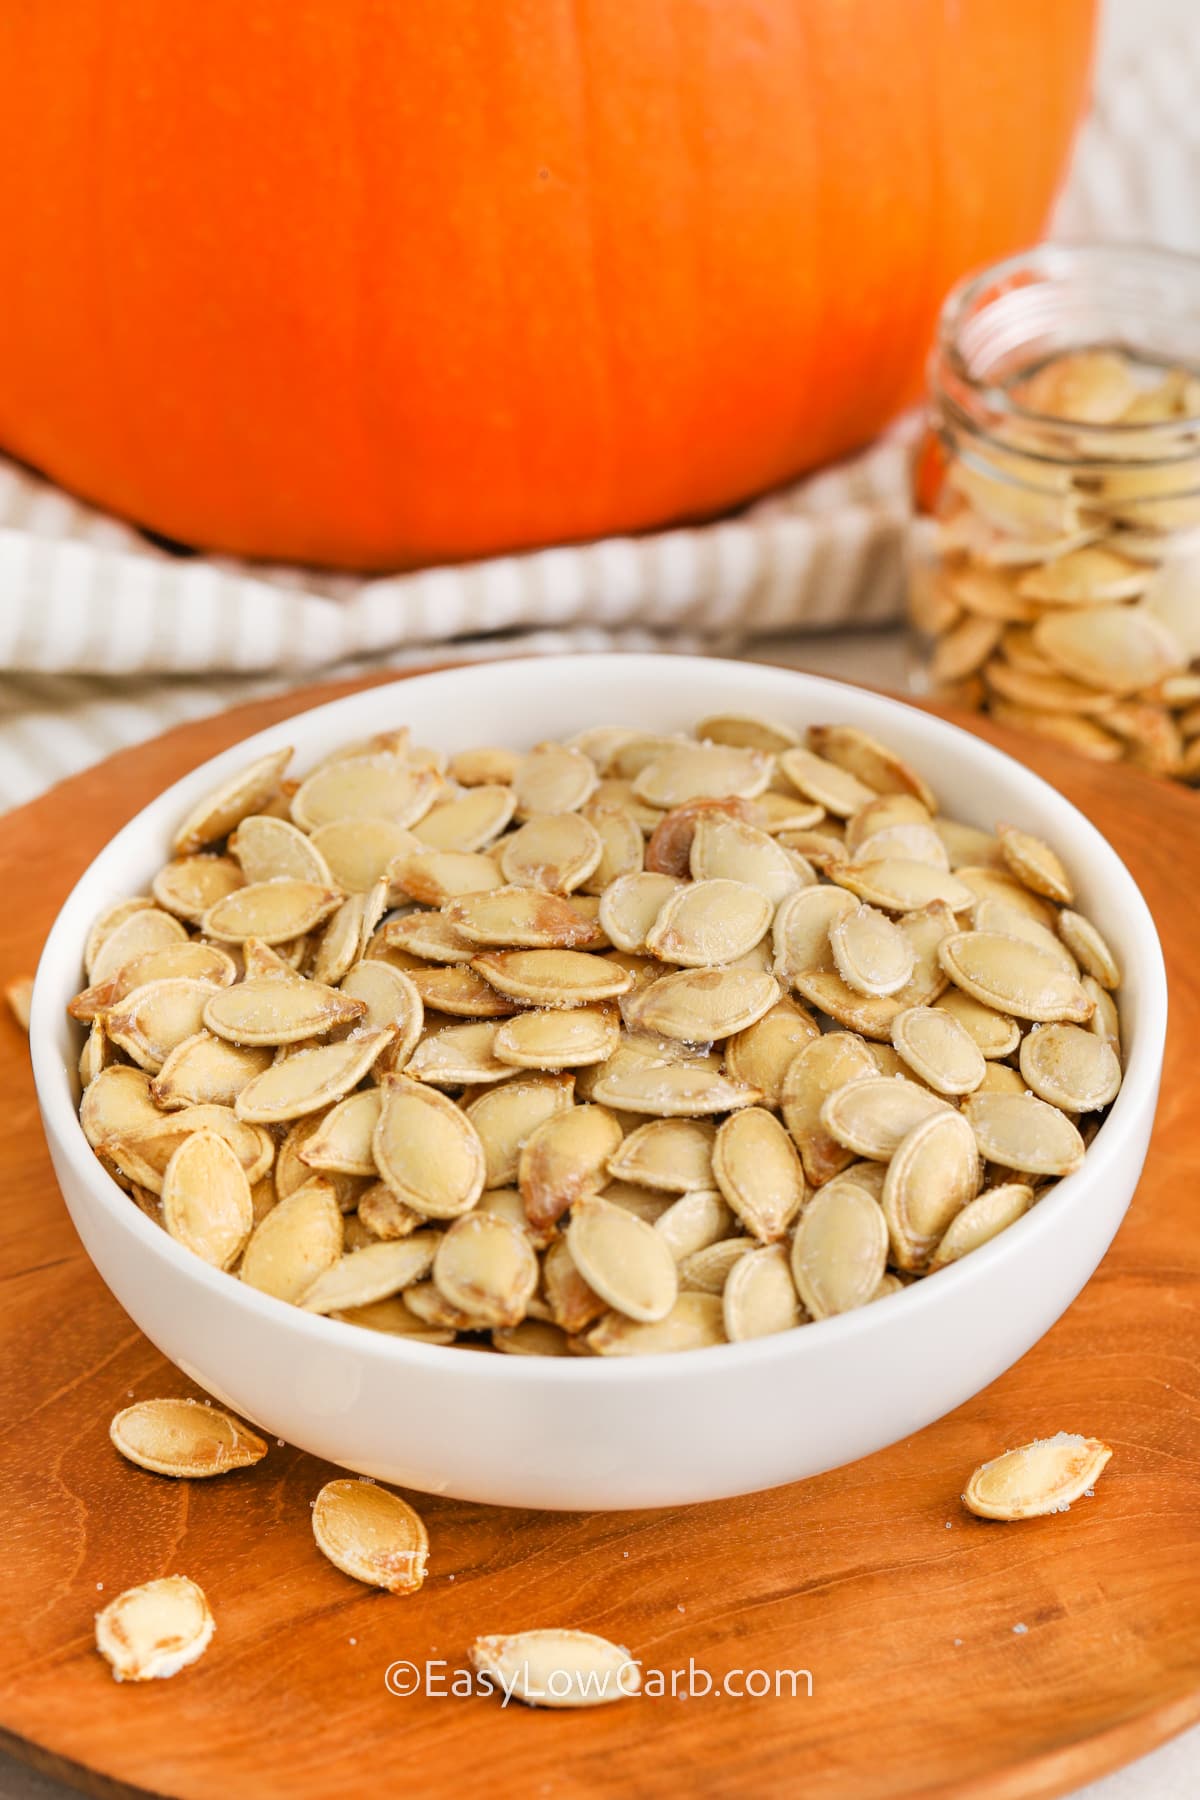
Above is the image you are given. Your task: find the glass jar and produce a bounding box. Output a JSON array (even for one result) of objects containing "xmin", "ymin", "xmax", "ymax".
[{"xmin": 909, "ymin": 243, "xmax": 1200, "ymax": 781}]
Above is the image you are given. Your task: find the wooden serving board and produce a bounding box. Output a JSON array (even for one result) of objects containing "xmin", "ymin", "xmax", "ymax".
[{"xmin": 0, "ymin": 670, "xmax": 1198, "ymax": 1800}]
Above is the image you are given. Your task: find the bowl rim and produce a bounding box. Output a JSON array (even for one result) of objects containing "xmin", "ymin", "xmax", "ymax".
[{"xmin": 30, "ymin": 653, "xmax": 1168, "ymax": 1386}]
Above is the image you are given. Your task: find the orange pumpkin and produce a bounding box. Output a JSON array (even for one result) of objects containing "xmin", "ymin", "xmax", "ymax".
[{"xmin": 0, "ymin": 3, "xmax": 1095, "ymax": 571}]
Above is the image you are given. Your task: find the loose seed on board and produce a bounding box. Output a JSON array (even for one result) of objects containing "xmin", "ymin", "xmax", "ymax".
[
  {"xmin": 312, "ymin": 1478, "xmax": 429, "ymax": 1592},
  {"xmin": 95, "ymin": 1576, "xmax": 215, "ymax": 1683},
  {"xmin": 962, "ymin": 1433, "xmax": 1113, "ymax": 1520},
  {"xmin": 470, "ymin": 1630, "xmax": 641, "ymax": 1708},
  {"xmin": 110, "ymin": 1398, "xmax": 268, "ymax": 1479}
]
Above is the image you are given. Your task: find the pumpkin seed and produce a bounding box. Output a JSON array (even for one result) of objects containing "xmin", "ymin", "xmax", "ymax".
[
  {"xmin": 174, "ymin": 746, "xmax": 293, "ymax": 853},
  {"xmin": 512, "ymin": 743, "xmax": 598, "ymax": 817},
  {"xmin": 499, "ymin": 812, "xmax": 603, "ymax": 893},
  {"xmin": 240, "ymin": 1178, "xmax": 344, "ymax": 1300},
  {"xmin": 790, "ymin": 1178, "xmax": 888, "ymax": 1317},
  {"xmin": 234, "ymin": 1029, "xmax": 393, "ymax": 1123},
  {"xmin": 412, "ymin": 784, "xmax": 516, "ymax": 851},
  {"xmin": 566, "ymin": 1194, "xmax": 679, "ymax": 1322},
  {"xmin": 695, "ymin": 711, "xmax": 799, "ymax": 753},
  {"xmin": 446, "ymin": 885, "xmax": 605, "ymax": 950},
  {"xmin": 472, "ymin": 948, "xmax": 633, "ymax": 1008},
  {"xmin": 292, "ymin": 753, "xmax": 438, "ymax": 834},
  {"xmin": 932, "ymin": 615, "xmax": 1005, "ymax": 684},
  {"xmin": 433, "ymin": 1212, "xmax": 539, "ymax": 1326},
  {"xmin": 95, "ymin": 1575, "xmax": 215, "ymax": 1683},
  {"xmin": 829, "ymin": 903, "xmax": 915, "ymax": 998},
  {"xmin": 298, "ymin": 1088, "xmax": 383, "ymax": 1174},
  {"xmin": 977, "ymin": 1062, "xmax": 1030, "ymax": 1098},
  {"xmin": 450, "ymin": 745, "xmax": 521, "ymax": 787},
  {"xmin": 1016, "ymin": 544, "xmax": 1150, "ymax": 606},
  {"xmin": 598, "ymin": 871, "xmax": 684, "ymax": 953},
  {"xmin": 724, "ymin": 996, "xmax": 821, "ymax": 1107},
  {"xmin": 771, "ymin": 884, "xmax": 856, "ymax": 984},
  {"xmin": 110, "ymin": 1397, "xmax": 267, "ymax": 1479},
  {"xmin": 305, "ymin": 818, "xmax": 413, "ymax": 893},
  {"xmin": 961, "ymin": 1091, "xmax": 1086, "ymax": 1175},
  {"xmin": 309, "ymin": 895, "xmax": 367, "ymax": 984},
  {"xmin": 492, "ymin": 1319, "xmax": 571, "ymax": 1356},
  {"xmin": 493, "ymin": 1005, "xmax": 620, "ymax": 1069},
  {"xmin": 203, "ymin": 975, "xmax": 365, "ymax": 1046},
  {"xmin": 988, "ymin": 699, "xmax": 1123, "ymax": 761},
  {"xmin": 312, "ymin": 1478, "xmax": 428, "ymax": 1592},
  {"xmin": 84, "ymin": 896, "xmax": 156, "ymax": 981},
  {"xmin": 779, "ymin": 1031, "xmax": 879, "ymax": 1186},
  {"xmin": 712, "ymin": 1107, "xmax": 806, "ymax": 1241},
  {"xmin": 971, "ymin": 901, "xmax": 1079, "ymax": 975},
  {"xmin": 891, "ymin": 1005, "xmax": 986, "ymax": 1095},
  {"xmin": 634, "ymin": 742, "xmax": 771, "ymax": 808},
  {"xmin": 152, "ymin": 854, "xmax": 245, "ymax": 924},
  {"xmin": 357, "ymin": 1183, "xmax": 423, "ymax": 1240},
  {"xmin": 1018, "ymin": 1024, "xmax": 1122, "ymax": 1112},
  {"xmin": 646, "ymin": 796, "xmax": 756, "ymax": 874},
  {"xmin": 389, "ymin": 845, "xmax": 504, "ymax": 906},
  {"xmin": 984, "ymin": 658, "xmax": 1118, "ymax": 716},
  {"xmin": 302, "ymin": 1233, "xmax": 439, "ymax": 1313},
  {"xmin": 465, "ymin": 1073, "xmax": 576, "ymax": 1186},
  {"xmin": 606, "ymin": 1116, "xmax": 716, "ymax": 1193},
  {"xmin": 653, "ymin": 1188, "xmax": 735, "ymax": 1260},
  {"xmin": 542, "ymin": 1236, "xmax": 607, "ymax": 1334},
  {"xmin": 679, "ymin": 1238, "xmax": 751, "ymax": 1294},
  {"xmin": 372, "ymin": 1074, "xmax": 485, "ymax": 1217},
  {"xmin": 753, "ymin": 790, "xmax": 827, "ymax": 835},
  {"xmin": 962, "ymin": 1433, "xmax": 1113, "ymax": 1520},
  {"xmin": 104, "ymin": 979, "xmax": 220, "ymax": 1073},
  {"xmin": 723, "ymin": 1244, "xmax": 804, "ymax": 1340},
  {"xmin": 778, "ymin": 746, "xmax": 876, "ymax": 817},
  {"xmin": 407, "ymin": 963, "xmax": 520, "ymax": 1018},
  {"xmin": 947, "ymin": 565, "xmax": 1039, "ymax": 623},
  {"xmin": 161, "ymin": 1129, "xmax": 254, "ymax": 1270},
  {"xmin": 821, "ymin": 1076, "xmax": 953, "ymax": 1161},
  {"xmin": 203, "ymin": 880, "xmax": 342, "ymax": 946},
  {"xmin": 469, "ymin": 1629, "xmax": 640, "ymax": 1707},
  {"xmin": 332, "ymin": 1296, "xmax": 454, "ymax": 1342},
  {"xmin": 518, "ymin": 1104, "xmax": 624, "ymax": 1229},
  {"xmin": 625, "ymin": 967, "xmax": 779, "ymax": 1042},
  {"xmin": 645, "ymin": 878, "xmax": 772, "ymax": 967},
  {"xmin": 939, "ymin": 932, "xmax": 1093, "ymax": 1023},
  {"xmin": 229, "ymin": 813, "xmax": 334, "ymax": 884},
  {"xmin": 579, "ymin": 803, "xmax": 645, "ymax": 893},
  {"xmin": 934, "ymin": 818, "xmax": 1003, "ymax": 870},
  {"xmin": 1058, "ymin": 910, "xmax": 1120, "ymax": 989},
  {"xmin": 568, "ymin": 725, "xmax": 643, "ymax": 769},
  {"xmin": 112, "ymin": 1105, "xmax": 273, "ymax": 1194},
  {"xmin": 337, "ymin": 959, "xmax": 424, "ymax": 1070},
  {"xmin": 406, "ymin": 1020, "xmax": 512, "ymax": 1087},
  {"xmin": 829, "ymin": 858, "xmax": 975, "ymax": 914},
  {"xmin": 89, "ymin": 907, "xmax": 189, "ymax": 987},
  {"xmin": 381, "ymin": 910, "xmax": 475, "ymax": 964},
  {"xmin": 151, "ymin": 1031, "xmax": 274, "ymax": 1109},
  {"xmin": 689, "ymin": 812, "xmax": 814, "ymax": 907},
  {"xmin": 808, "ymin": 724, "xmax": 938, "ymax": 812},
  {"xmin": 928, "ymin": 1182, "xmax": 1033, "ymax": 1270},
  {"xmin": 996, "ymin": 823, "xmax": 1075, "ymax": 905},
  {"xmin": 932, "ymin": 987, "xmax": 1022, "ymax": 1059},
  {"xmin": 1016, "ymin": 349, "xmax": 1137, "ymax": 423},
  {"xmin": 586, "ymin": 1292, "xmax": 726, "ymax": 1355},
  {"xmin": 1034, "ymin": 604, "xmax": 1184, "ymax": 696},
  {"xmin": 70, "ymin": 942, "xmax": 238, "ymax": 1023},
  {"xmin": 1084, "ymin": 976, "xmax": 1122, "ymax": 1059},
  {"xmin": 882, "ymin": 1110, "xmax": 980, "ymax": 1270},
  {"xmin": 853, "ymin": 822, "xmax": 950, "ymax": 869}
]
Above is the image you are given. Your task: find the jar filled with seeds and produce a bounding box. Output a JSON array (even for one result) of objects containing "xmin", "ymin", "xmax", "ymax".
[{"xmin": 910, "ymin": 243, "xmax": 1200, "ymax": 780}]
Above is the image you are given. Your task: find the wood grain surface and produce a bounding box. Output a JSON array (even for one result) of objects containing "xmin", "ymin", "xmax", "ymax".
[{"xmin": 0, "ymin": 669, "xmax": 1197, "ymax": 1800}]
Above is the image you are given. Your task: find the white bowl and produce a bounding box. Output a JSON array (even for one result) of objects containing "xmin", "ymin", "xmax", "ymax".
[{"xmin": 30, "ymin": 656, "xmax": 1166, "ymax": 1510}]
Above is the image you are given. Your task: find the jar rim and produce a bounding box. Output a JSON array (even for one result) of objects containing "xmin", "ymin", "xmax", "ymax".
[{"xmin": 932, "ymin": 241, "xmax": 1200, "ymax": 459}]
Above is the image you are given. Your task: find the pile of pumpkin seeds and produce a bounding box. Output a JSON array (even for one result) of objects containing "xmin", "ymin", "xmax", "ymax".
[
  {"xmin": 70, "ymin": 713, "xmax": 1123, "ymax": 1355},
  {"xmin": 913, "ymin": 346, "xmax": 1200, "ymax": 778}
]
